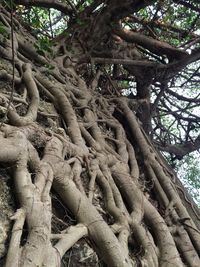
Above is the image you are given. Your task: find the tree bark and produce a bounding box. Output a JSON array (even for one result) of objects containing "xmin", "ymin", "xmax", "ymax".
[{"xmin": 0, "ymin": 3, "xmax": 200, "ymax": 267}]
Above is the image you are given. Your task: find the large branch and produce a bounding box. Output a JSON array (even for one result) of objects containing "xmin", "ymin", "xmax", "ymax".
[
  {"xmin": 14, "ymin": 0, "xmax": 73, "ymax": 15},
  {"xmin": 156, "ymin": 135, "xmax": 200, "ymax": 158},
  {"xmin": 91, "ymin": 57, "xmax": 161, "ymax": 68},
  {"xmin": 86, "ymin": 0, "xmax": 156, "ymax": 42},
  {"xmin": 167, "ymin": 48, "xmax": 200, "ymax": 71},
  {"xmin": 114, "ymin": 27, "xmax": 188, "ymax": 60},
  {"xmin": 106, "ymin": 0, "xmax": 156, "ymax": 21}
]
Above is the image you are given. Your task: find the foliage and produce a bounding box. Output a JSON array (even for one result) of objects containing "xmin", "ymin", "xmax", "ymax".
[{"xmin": 176, "ymin": 152, "xmax": 200, "ymax": 206}]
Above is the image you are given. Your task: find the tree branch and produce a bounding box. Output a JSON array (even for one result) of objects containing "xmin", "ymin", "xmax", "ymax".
[
  {"xmin": 114, "ymin": 27, "xmax": 188, "ymax": 60},
  {"xmin": 173, "ymin": 0, "xmax": 200, "ymax": 13},
  {"xmin": 91, "ymin": 57, "xmax": 161, "ymax": 68},
  {"xmin": 14, "ymin": 0, "xmax": 74, "ymax": 15},
  {"xmin": 156, "ymin": 135, "xmax": 200, "ymax": 158}
]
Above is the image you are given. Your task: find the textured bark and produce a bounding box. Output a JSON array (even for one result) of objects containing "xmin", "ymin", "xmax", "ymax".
[{"xmin": 0, "ymin": 3, "xmax": 200, "ymax": 267}]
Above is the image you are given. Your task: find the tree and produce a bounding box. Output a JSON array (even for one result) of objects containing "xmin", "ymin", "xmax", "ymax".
[{"xmin": 0, "ymin": 0, "xmax": 200, "ymax": 266}]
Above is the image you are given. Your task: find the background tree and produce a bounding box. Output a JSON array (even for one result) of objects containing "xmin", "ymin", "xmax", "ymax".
[{"xmin": 0, "ymin": 0, "xmax": 200, "ymax": 266}]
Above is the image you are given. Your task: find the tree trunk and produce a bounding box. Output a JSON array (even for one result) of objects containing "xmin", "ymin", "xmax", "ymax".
[{"xmin": 0, "ymin": 4, "xmax": 200, "ymax": 267}]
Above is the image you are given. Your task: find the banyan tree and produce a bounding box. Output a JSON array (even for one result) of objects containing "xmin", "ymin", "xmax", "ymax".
[{"xmin": 0, "ymin": 1, "xmax": 200, "ymax": 266}]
